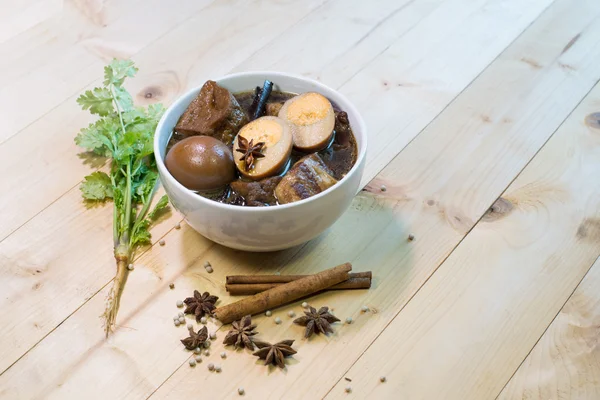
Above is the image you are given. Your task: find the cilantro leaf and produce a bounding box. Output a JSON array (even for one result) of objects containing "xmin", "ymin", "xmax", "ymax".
[
  {"xmin": 114, "ymin": 86, "xmax": 134, "ymax": 112},
  {"xmin": 80, "ymin": 171, "xmax": 113, "ymax": 200},
  {"xmin": 148, "ymin": 195, "xmax": 169, "ymax": 219},
  {"xmin": 75, "ymin": 118, "xmax": 120, "ymax": 157},
  {"xmin": 103, "ymin": 59, "xmax": 138, "ymax": 87},
  {"xmin": 77, "ymin": 88, "xmax": 114, "ymax": 116}
]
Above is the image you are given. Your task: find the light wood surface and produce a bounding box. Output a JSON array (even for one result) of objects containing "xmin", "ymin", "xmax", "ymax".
[{"xmin": 1, "ymin": 0, "xmax": 599, "ymax": 399}]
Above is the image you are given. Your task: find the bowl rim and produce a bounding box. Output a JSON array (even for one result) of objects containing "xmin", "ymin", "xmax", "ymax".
[{"xmin": 154, "ymin": 70, "xmax": 368, "ymax": 212}]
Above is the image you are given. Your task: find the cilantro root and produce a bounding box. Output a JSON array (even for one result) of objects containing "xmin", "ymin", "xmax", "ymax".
[{"xmin": 75, "ymin": 59, "xmax": 168, "ymax": 336}]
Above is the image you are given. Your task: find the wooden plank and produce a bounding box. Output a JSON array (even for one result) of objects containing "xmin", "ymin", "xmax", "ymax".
[
  {"xmin": 1, "ymin": 0, "xmax": 596, "ymax": 397},
  {"xmin": 325, "ymin": 70, "xmax": 600, "ymax": 400},
  {"xmin": 0, "ymin": 0, "xmax": 217, "ymax": 140},
  {"xmin": 498, "ymin": 257, "xmax": 600, "ymax": 400}
]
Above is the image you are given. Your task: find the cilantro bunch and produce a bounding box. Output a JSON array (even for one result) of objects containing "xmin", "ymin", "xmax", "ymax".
[{"xmin": 75, "ymin": 59, "xmax": 168, "ymax": 336}]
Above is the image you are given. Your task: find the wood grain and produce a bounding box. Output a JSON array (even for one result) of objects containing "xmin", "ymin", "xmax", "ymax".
[
  {"xmin": 498, "ymin": 257, "xmax": 600, "ymax": 400},
  {"xmin": 0, "ymin": 0, "xmax": 556, "ymax": 375},
  {"xmin": 1, "ymin": 0, "xmax": 600, "ymax": 398},
  {"xmin": 2, "ymin": 0, "xmax": 597, "ymax": 398},
  {"xmin": 325, "ymin": 70, "xmax": 600, "ymax": 400}
]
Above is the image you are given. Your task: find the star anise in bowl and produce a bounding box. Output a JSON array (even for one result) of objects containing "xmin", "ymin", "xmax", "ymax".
[
  {"xmin": 252, "ymin": 340, "xmax": 297, "ymax": 369},
  {"xmin": 223, "ymin": 315, "xmax": 258, "ymax": 350},
  {"xmin": 236, "ymin": 135, "xmax": 265, "ymax": 171},
  {"xmin": 293, "ymin": 306, "xmax": 340, "ymax": 338},
  {"xmin": 181, "ymin": 326, "xmax": 208, "ymax": 350},
  {"xmin": 183, "ymin": 290, "xmax": 218, "ymax": 322}
]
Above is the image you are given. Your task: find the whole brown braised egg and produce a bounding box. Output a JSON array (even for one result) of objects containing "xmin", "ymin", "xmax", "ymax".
[{"xmin": 165, "ymin": 136, "xmax": 235, "ymax": 191}]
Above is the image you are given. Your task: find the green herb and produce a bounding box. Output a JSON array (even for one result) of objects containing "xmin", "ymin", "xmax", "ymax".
[{"xmin": 75, "ymin": 59, "xmax": 168, "ymax": 336}]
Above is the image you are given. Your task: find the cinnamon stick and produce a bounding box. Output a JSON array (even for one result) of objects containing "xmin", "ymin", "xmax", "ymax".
[
  {"xmin": 226, "ymin": 276, "xmax": 371, "ymax": 295},
  {"xmin": 214, "ymin": 263, "xmax": 352, "ymax": 324},
  {"xmin": 226, "ymin": 271, "xmax": 371, "ymax": 285}
]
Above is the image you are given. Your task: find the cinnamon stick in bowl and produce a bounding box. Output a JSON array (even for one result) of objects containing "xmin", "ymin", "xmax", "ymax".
[{"xmin": 214, "ymin": 263, "xmax": 352, "ymax": 324}]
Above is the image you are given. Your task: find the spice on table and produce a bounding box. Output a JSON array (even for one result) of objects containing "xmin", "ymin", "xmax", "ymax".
[
  {"xmin": 200, "ymin": 317, "xmax": 207, "ymax": 324},
  {"xmin": 225, "ymin": 271, "xmax": 372, "ymax": 295},
  {"xmin": 220, "ymin": 352, "xmax": 227, "ymax": 359},
  {"xmin": 274, "ymin": 317, "xmax": 282, "ymax": 324},
  {"xmin": 174, "ymin": 320, "xmax": 180, "ymax": 327},
  {"xmin": 345, "ymin": 377, "xmax": 352, "ymax": 382},
  {"xmin": 203, "ymin": 340, "xmax": 211, "ymax": 348},
  {"xmin": 175, "ymin": 223, "xmax": 181, "ymax": 230},
  {"xmin": 252, "ymin": 340, "xmax": 297, "ymax": 369},
  {"xmin": 345, "ymin": 386, "xmax": 351, "ymax": 393},
  {"xmin": 361, "ymin": 305, "xmax": 369, "ymax": 312},
  {"xmin": 288, "ymin": 311, "xmax": 295, "ymax": 318},
  {"xmin": 294, "ymin": 306, "xmax": 340, "ymax": 338},
  {"xmin": 265, "ymin": 310, "xmax": 272, "ymax": 317},
  {"xmin": 169, "ymin": 283, "xmax": 175, "ymax": 289},
  {"xmin": 223, "ymin": 315, "xmax": 258, "ymax": 350},
  {"xmin": 238, "ymin": 387, "xmax": 245, "ymax": 396},
  {"xmin": 159, "ymin": 239, "xmax": 166, "ymax": 246},
  {"xmin": 408, "ymin": 234, "xmax": 415, "ymax": 241},
  {"xmin": 206, "ymin": 266, "xmax": 213, "ymax": 273},
  {"xmin": 195, "ymin": 355, "xmax": 202, "ymax": 362},
  {"xmin": 214, "ymin": 263, "xmax": 352, "ymax": 324},
  {"xmin": 204, "ymin": 350, "xmax": 210, "ymax": 356},
  {"xmin": 189, "ymin": 359, "xmax": 196, "ymax": 367},
  {"xmin": 302, "ymin": 302, "xmax": 308, "ymax": 308},
  {"xmin": 208, "ymin": 363, "xmax": 215, "ymax": 371},
  {"xmin": 184, "ymin": 290, "xmax": 218, "ymax": 322},
  {"xmin": 187, "ymin": 323, "xmax": 193, "ymax": 329},
  {"xmin": 176, "ymin": 300, "xmax": 183, "ymax": 308},
  {"xmin": 178, "ymin": 312, "xmax": 184, "ymax": 317},
  {"xmin": 178, "ymin": 316, "xmax": 185, "ymax": 324},
  {"xmin": 215, "ymin": 365, "xmax": 222, "ymax": 373},
  {"xmin": 380, "ymin": 185, "xmax": 387, "ymax": 192},
  {"xmin": 345, "ymin": 317, "xmax": 353, "ymax": 324},
  {"xmin": 181, "ymin": 326, "xmax": 208, "ymax": 350},
  {"xmin": 127, "ymin": 264, "xmax": 134, "ymax": 271},
  {"xmin": 380, "ymin": 376, "xmax": 386, "ymax": 383},
  {"xmin": 209, "ymin": 332, "xmax": 217, "ymax": 340},
  {"xmin": 194, "ymin": 347, "xmax": 202, "ymax": 354}
]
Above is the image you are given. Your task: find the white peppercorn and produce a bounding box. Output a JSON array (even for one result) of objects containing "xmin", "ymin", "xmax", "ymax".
[
  {"xmin": 302, "ymin": 302, "xmax": 308, "ymax": 308},
  {"xmin": 176, "ymin": 300, "xmax": 183, "ymax": 308},
  {"xmin": 345, "ymin": 317, "xmax": 353, "ymax": 324},
  {"xmin": 189, "ymin": 359, "xmax": 196, "ymax": 367},
  {"xmin": 274, "ymin": 317, "xmax": 282, "ymax": 324},
  {"xmin": 265, "ymin": 310, "xmax": 272, "ymax": 317}
]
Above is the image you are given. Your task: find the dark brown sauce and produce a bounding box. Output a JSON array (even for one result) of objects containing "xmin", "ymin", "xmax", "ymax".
[{"xmin": 166, "ymin": 90, "xmax": 358, "ymax": 206}]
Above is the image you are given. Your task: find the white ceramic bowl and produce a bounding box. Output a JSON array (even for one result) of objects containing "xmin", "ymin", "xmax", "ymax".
[{"xmin": 154, "ymin": 71, "xmax": 367, "ymax": 252}]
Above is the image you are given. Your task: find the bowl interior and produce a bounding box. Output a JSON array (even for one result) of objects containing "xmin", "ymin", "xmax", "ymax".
[{"xmin": 154, "ymin": 71, "xmax": 367, "ymax": 210}]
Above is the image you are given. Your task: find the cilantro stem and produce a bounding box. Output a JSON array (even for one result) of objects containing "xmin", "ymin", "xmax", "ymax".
[
  {"xmin": 110, "ymin": 85, "xmax": 127, "ymax": 137},
  {"xmin": 122, "ymin": 160, "xmax": 132, "ymax": 244}
]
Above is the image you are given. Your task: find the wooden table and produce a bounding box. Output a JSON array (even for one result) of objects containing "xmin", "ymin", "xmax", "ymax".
[{"xmin": 1, "ymin": 0, "xmax": 600, "ymax": 399}]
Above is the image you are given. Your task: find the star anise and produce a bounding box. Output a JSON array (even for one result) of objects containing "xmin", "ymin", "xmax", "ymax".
[
  {"xmin": 183, "ymin": 290, "xmax": 218, "ymax": 322},
  {"xmin": 252, "ymin": 340, "xmax": 297, "ymax": 369},
  {"xmin": 223, "ymin": 315, "xmax": 258, "ymax": 350},
  {"xmin": 181, "ymin": 325, "xmax": 208, "ymax": 350},
  {"xmin": 293, "ymin": 306, "xmax": 340, "ymax": 338},
  {"xmin": 236, "ymin": 135, "xmax": 265, "ymax": 171}
]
